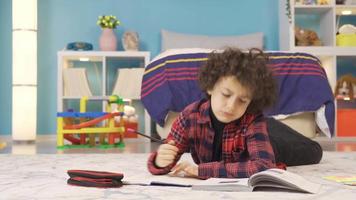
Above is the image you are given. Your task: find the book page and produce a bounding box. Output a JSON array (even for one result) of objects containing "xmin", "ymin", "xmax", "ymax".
[
  {"xmin": 249, "ymin": 168, "xmax": 321, "ymax": 194},
  {"xmin": 124, "ymin": 172, "xmax": 205, "ymax": 187},
  {"xmin": 192, "ymin": 178, "xmax": 251, "ymax": 192}
]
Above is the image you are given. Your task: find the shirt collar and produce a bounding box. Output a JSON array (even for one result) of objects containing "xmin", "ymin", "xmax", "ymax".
[{"xmin": 197, "ymin": 99, "xmax": 211, "ymax": 124}]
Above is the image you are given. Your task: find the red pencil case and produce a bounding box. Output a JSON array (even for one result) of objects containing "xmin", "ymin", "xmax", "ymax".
[{"xmin": 67, "ymin": 170, "xmax": 124, "ymax": 188}]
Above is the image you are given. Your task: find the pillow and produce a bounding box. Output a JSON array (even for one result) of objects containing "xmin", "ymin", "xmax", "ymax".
[{"xmin": 161, "ymin": 29, "xmax": 264, "ymax": 51}]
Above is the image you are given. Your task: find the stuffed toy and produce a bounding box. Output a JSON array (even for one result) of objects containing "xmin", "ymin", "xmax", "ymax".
[
  {"xmin": 334, "ymin": 74, "xmax": 356, "ymax": 100},
  {"xmin": 295, "ymin": 26, "xmax": 323, "ymax": 46},
  {"xmin": 112, "ymin": 105, "xmax": 138, "ymax": 123}
]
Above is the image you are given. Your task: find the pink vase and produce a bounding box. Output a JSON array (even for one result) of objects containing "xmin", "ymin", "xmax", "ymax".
[{"xmin": 99, "ymin": 28, "xmax": 117, "ymax": 51}]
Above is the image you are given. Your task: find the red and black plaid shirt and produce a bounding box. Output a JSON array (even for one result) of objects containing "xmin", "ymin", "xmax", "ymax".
[{"xmin": 147, "ymin": 99, "xmax": 276, "ymax": 179}]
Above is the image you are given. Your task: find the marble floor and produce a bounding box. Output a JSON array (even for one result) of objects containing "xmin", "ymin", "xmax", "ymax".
[{"xmin": 1, "ymin": 135, "xmax": 356, "ymax": 154}]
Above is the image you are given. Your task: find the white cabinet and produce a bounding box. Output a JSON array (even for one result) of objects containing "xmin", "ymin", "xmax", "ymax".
[
  {"xmin": 280, "ymin": 0, "xmax": 356, "ymax": 137},
  {"xmin": 57, "ymin": 51, "xmax": 151, "ymax": 135}
]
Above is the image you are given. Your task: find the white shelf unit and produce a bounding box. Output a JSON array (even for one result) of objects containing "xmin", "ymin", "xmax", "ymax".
[
  {"xmin": 57, "ymin": 51, "xmax": 151, "ymax": 135},
  {"xmin": 280, "ymin": 0, "xmax": 356, "ymax": 137}
]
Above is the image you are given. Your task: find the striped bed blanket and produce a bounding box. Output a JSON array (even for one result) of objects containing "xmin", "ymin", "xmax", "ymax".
[{"xmin": 141, "ymin": 50, "xmax": 335, "ymax": 137}]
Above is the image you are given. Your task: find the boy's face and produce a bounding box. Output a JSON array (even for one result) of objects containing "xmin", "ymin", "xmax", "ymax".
[{"xmin": 207, "ymin": 76, "xmax": 252, "ymax": 123}]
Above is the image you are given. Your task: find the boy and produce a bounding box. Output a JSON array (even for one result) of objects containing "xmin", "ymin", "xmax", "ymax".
[{"xmin": 147, "ymin": 48, "xmax": 322, "ymax": 179}]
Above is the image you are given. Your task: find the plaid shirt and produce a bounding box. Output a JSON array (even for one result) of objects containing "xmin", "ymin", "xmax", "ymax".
[{"xmin": 147, "ymin": 99, "xmax": 276, "ymax": 179}]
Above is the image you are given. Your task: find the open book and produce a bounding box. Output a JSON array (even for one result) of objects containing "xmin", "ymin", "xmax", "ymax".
[
  {"xmin": 192, "ymin": 168, "xmax": 321, "ymax": 193},
  {"xmin": 127, "ymin": 168, "xmax": 321, "ymax": 193},
  {"xmin": 246, "ymin": 168, "xmax": 321, "ymax": 193}
]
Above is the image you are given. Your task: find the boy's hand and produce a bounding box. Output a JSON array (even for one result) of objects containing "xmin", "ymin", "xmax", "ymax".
[
  {"xmin": 155, "ymin": 140, "xmax": 179, "ymax": 168},
  {"xmin": 171, "ymin": 161, "xmax": 198, "ymax": 178}
]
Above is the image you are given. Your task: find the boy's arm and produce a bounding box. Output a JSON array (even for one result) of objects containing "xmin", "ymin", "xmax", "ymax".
[
  {"xmin": 197, "ymin": 120, "xmax": 276, "ymax": 179},
  {"xmin": 147, "ymin": 112, "xmax": 189, "ymax": 175}
]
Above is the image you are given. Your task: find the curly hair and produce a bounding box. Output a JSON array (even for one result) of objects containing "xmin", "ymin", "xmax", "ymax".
[{"xmin": 198, "ymin": 48, "xmax": 277, "ymax": 114}]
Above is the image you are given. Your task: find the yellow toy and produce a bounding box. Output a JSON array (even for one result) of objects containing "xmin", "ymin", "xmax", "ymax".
[
  {"xmin": 0, "ymin": 141, "xmax": 6, "ymax": 150},
  {"xmin": 57, "ymin": 95, "xmax": 126, "ymax": 149},
  {"xmin": 317, "ymin": 0, "xmax": 329, "ymax": 5}
]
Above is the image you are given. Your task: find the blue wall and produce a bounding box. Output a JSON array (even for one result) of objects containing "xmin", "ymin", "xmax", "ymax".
[
  {"xmin": 0, "ymin": 0, "xmax": 279, "ymax": 135},
  {"xmin": 0, "ymin": 0, "xmax": 12, "ymax": 135}
]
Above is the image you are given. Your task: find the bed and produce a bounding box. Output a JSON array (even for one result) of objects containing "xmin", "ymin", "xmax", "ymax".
[{"xmin": 140, "ymin": 48, "xmax": 335, "ymax": 139}]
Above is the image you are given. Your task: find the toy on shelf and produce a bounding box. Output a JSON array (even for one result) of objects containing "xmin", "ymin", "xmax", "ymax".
[
  {"xmin": 295, "ymin": 26, "xmax": 322, "ymax": 46},
  {"xmin": 335, "ymin": 74, "xmax": 356, "ymax": 100},
  {"xmin": 317, "ymin": 0, "xmax": 329, "ymax": 5},
  {"xmin": 57, "ymin": 95, "xmax": 138, "ymax": 149},
  {"xmin": 0, "ymin": 141, "xmax": 6, "ymax": 150},
  {"xmin": 337, "ymin": 24, "xmax": 356, "ymax": 47},
  {"xmin": 303, "ymin": 0, "xmax": 316, "ymax": 5}
]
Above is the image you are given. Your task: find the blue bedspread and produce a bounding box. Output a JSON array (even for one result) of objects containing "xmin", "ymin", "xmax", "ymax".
[{"xmin": 141, "ymin": 51, "xmax": 335, "ymax": 136}]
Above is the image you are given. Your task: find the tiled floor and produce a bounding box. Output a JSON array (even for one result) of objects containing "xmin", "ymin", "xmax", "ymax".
[{"xmin": 1, "ymin": 135, "xmax": 356, "ymax": 154}]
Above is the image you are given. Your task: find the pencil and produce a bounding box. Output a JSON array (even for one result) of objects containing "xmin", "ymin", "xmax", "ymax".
[{"xmin": 126, "ymin": 128, "xmax": 165, "ymax": 144}]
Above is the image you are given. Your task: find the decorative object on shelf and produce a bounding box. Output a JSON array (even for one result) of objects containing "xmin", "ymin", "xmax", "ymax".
[
  {"xmin": 122, "ymin": 31, "xmax": 139, "ymax": 51},
  {"xmin": 336, "ymin": 0, "xmax": 345, "ymax": 4},
  {"xmin": 295, "ymin": 26, "xmax": 322, "ymax": 46},
  {"xmin": 0, "ymin": 141, "xmax": 6, "ymax": 150},
  {"xmin": 337, "ymin": 34, "xmax": 356, "ymax": 46},
  {"xmin": 295, "ymin": 0, "xmax": 303, "ymax": 5},
  {"xmin": 66, "ymin": 42, "xmax": 93, "ymax": 51},
  {"xmin": 334, "ymin": 74, "xmax": 356, "ymax": 100},
  {"xmin": 317, "ymin": 0, "xmax": 329, "ymax": 5},
  {"xmin": 303, "ymin": 0, "xmax": 316, "ymax": 5},
  {"xmin": 97, "ymin": 15, "xmax": 121, "ymax": 51},
  {"xmin": 99, "ymin": 28, "xmax": 117, "ymax": 51},
  {"xmin": 339, "ymin": 24, "xmax": 356, "ymax": 35},
  {"xmin": 337, "ymin": 24, "xmax": 356, "ymax": 46}
]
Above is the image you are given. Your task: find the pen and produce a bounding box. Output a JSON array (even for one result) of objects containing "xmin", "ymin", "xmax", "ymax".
[
  {"xmin": 150, "ymin": 181, "xmax": 192, "ymax": 187},
  {"xmin": 126, "ymin": 128, "xmax": 165, "ymax": 144},
  {"xmin": 219, "ymin": 180, "xmax": 239, "ymax": 183}
]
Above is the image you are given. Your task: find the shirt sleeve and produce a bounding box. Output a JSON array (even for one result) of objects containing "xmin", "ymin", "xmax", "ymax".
[
  {"xmin": 198, "ymin": 118, "xmax": 276, "ymax": 179},
  {"xmin": 147, "ymin": 111, "xmax": 190, "ymax": 175}
]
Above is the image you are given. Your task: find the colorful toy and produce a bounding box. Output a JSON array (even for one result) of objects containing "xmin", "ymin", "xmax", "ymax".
[
  {"xmin": 335, "ymin": 74, "xmax": 356, "ymax": 100},
  {"xmin": 57, "ymin": 95, "xmax": 132, "ymax": 149}
]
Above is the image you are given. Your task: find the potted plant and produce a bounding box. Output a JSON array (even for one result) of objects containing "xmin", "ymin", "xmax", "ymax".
[{"xmin": 97, "ymin": 15, "xmax": 121, "ymax": 51}]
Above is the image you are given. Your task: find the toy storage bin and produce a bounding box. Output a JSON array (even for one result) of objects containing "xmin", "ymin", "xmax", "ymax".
[
  {"xmin": 336, "ymin": 34, "xmax": 356, "ymax": 46},
  {"xmin": 337, "ymin": 109, "xmax": 356, "ymax": 137}
]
